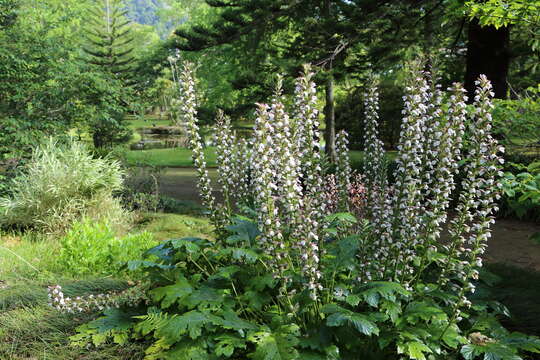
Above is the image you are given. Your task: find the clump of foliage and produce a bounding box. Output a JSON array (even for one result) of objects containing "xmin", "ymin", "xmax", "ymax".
[
  {"xmin": 68, "ymin": 63, "xmax": 540, "ymax": 359},
  {"xmin": 501, "ymin": 161, "xmax": 540, "ymax": 221},
  {"xmin": 0, "ymin": 139, "xmax": 129, "ymax": 233},
  {"xmin": 58, "ymin": 220, "xmax": 156, "ymax": 276},
  {"xmin": 122, "ymin": 165, "xmax": 162, "ymax": 213},
  {"xmin": 492, "ymin": 85, "xmax": 540, "ymax": 149}
]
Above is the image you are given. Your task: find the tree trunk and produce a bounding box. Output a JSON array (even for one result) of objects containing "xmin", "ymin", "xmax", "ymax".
[
  {"xmin": 324, "ymin": 72, "xmax": 337, "ymax": 163},
  {"xmin": 322, "ymin": 0, "xmax": 337, "ymax": 162},
  {"xmin": 464, "ymin": 18, "xmax": 510, "ymax": 101}
]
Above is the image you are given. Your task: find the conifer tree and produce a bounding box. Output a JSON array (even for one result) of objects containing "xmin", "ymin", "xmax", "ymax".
[
  {"xmin": 0, "ymin": 0, "xmax": 17, "ymax": 29},
  {"xmin": 83, "ymin": 0, "xmax": 135, "ymax": 78},
  {"xmin": 82, "ymin": 0, "xmax": 136, "ymax": 148}
]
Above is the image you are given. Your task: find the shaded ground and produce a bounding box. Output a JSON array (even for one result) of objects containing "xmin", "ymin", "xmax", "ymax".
[
  {"xmin": 158, "ymin": 167, "xmax": 540, "ymax": 271},
  {"xmin": 158, "ymin": 167, "xmax": 220, "ymax": 203},
  {"xmin": 484, "ymin": 218, "xmax": 540, "ymax": 271}
]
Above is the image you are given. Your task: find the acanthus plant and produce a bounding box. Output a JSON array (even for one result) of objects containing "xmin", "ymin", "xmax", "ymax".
[{"xmin": 67, "ymin": 62, "xmax": 540, "ymax": 359}]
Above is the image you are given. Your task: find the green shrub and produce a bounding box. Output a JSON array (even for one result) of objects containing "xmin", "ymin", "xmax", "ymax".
[
  {"xmin": 0, "ymin": 139, "xmax": 129, "ymax": 233},
  {"xmin": 72, "ymin": 228, "xmax": 540, "ymax": 359},
  {"xmin": 500, "ymin": 162, "xmax": 540, "ymax": 221},
  {"xmin": 492, "ymin": 86, "xmax": 540, "ymax": 148},
  {"xmin": 58, "ymin": 220, "xmax": 156, "ymax": 276}
]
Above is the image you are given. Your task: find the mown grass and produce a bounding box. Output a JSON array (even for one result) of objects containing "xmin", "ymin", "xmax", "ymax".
[
  {"xmin": 0, "ymin": 212, "xmax": 212, "ymax": 359},
  {"xmin": 0, "ymin": 306, "xmax": 145, "ymax": 360},
  {"xmin": 126, "ymin": 115, "xmax": 173, "ymax": 130},
  {"xmin": 125, "ymin": 146, "xmax": 218, "ymax": 167},
  {"xmin": 124, "ymin": 147, "xmax": 398, "ymax": 168},
  {"xmin": 134, "ymin": 213, "xmax": 214, "ymax": 241}
]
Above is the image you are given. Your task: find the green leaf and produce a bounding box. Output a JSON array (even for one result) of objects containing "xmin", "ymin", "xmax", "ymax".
[
  {"xmin": 401, "ymin": 341, "xmax": 432, "ymax": 360},
  {"xmin": 210, "ymin": 265, "xmax": 241, "ymax": 280},
  {"xmin": 127, "ymin": 260, "xmax": 174, "ymax": 271},
  {"xmin": 249, "ymin": 274, "xmax": 277, "ymax": 291},
  {"xmin": 215, "ymin": 334, "xmax": 247, "ymax": 357},
  {"xmin": 226, "ymin": 218, "xmax": 260, "ymax": 245},
  {"xmin": 403, "ymin": 301, "xmax": 447, "ymax": 323},
  {"xmin": 441, "ymin": 324, "xmax": 467, "ymax": 349},
  {"xmin": 381, "ymin": 300, "xmax": 402, "ymax": 323},
  {"xmin": 243, "ymin": 290, "xmax": 267, "ymax": 310},
  {"xmin": 218, "ymin": 310, "xmax": 259, "ymax": 331},
  {"xmin": 185, "ymin": 286, "xmax": 224, "ymax": 309},
  {"xmin": 170, "ymin": 238, "xmax": 202, "ymax": 256},
  {"xmin": 164, "ymin": 339, "xmax": 210, "ymax": 360},
  {"xmin": 150, "ymin": 276, "xmax": 193, "ymax": 308},
  {"xmin": 502, "ymin": 332, "xmax": 540, "ymax": 353},
  {"xmin": 231, "ymin": 248, "xmax": 259, "ymax": 263},
  {"xmin": 156, "ymin": 311, "xmax": 220, "ymax": 341},
  {"xmin": 461, "ymin": 344, "xmax": 477, "ymax": 360},
  {"xmin": 248, "ymin": 327, "xmax": 300, "ymax": 360},
  {"xmin": 325, "ymin": 212, "xmax": 358, "ymax": 224},
  {"xmin": 360, "ymin": 281, "xmax": 409, "ymax": 307},
  {"xmin": 530, "ymin": 232, "xmax": 540, "ymax": 245},
  {"xmin": 89, "ymin": 308, "xmax": 137, "ymax": 333},
  {"xmin": 345, "ymin": 294, "xmax": 361, "ymax": 307},
  {"xmin": 323, "ymin": 305, "xmax": 379, "ymax": 336},
  {"xmin": 461, "ymin": 343, "xmax": 522, "ymax": 360},
  {"xmin": 218, "ymin": 247, "xmax": 260, "ymax": 263}
]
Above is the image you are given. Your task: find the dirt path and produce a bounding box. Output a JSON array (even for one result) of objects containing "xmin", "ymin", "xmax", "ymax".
[
  {"xmin": 158, "ymin": 168, "xmax": 540, "ymax": 271},
  {"xmin": 485, "ymin": 218, "xmax": 540, "ymax": 271}
]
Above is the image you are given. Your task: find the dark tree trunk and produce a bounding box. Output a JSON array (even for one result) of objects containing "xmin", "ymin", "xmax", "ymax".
[
  {"xmin": 93, "ymin": 131, "xmax": 104, "ymax": 149},
  {"xmin": 464, "ymin": 18, "xmax": 510, "ymax": 101},
  {"xmin": 322, "ymin": 0, "xmax": 337, "ymax": 162},
  {"xmin": 324, "ymin": 72, "xmax": 337, "ymax": 163}
]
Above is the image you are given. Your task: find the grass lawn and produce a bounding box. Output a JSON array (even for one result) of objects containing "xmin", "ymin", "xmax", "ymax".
[
  {"xmin": 125, "ymin": 147, "xmax": 398, "ymax": 168},
  {"xmin": 125, "ymin": 146, "xmax": 218, "ymax": 167},
  {"xmin": 125, "ymin": 115, "xmax": 173, "ymax": 130},
  {"xmin": 0, "ymin": 213, "xmax": 211, "ymax": 360}
]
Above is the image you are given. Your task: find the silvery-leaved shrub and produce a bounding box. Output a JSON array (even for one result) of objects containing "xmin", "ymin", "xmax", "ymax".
[
  {"xmin": 0, "ymin": 138, "xmax": 129, "ymax": 233},
  {"xmin": 67, "ymin": 62, "xmax": 540, "ymax": 359}
]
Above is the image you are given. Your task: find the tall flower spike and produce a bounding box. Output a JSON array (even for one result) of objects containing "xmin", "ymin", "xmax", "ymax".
[
  {"xmin": 177, "ymin": 62, "xmax": 225, "ymax": 233},
  {"xmin": 409, "ymin": 82, "xmax": 467, "ymax": 285},
  {"xmin": 361, "ymin": 79, "xmax": 391, "ymax": 281},
  {"xmin": 444, "ymin": 75, "xmax": 504, "ymax": 298},
  {"xmin": 387, "ymin": 63, "xmax": 430, "ymax": 282},
  {"xmin": 232, "ymin": 138, "xmax": 252, "ymax": 205},
  {"xmin": 252, "ymin": 103, "xmax": 285, "ymax": 275},
  {"xmin": 293, "ymin": 65, "xmax": 326, "ymax": 227},
  {"xmin": 272, "ymin": 79, "xmax": 303, "ymax": 224},
  {"xmin": 214, "ymin": 110, "xmax": 236, "ymax": 216},
  {"xmin": 362, "ymin": 77, "xmax": 387, "ymax": 219}
]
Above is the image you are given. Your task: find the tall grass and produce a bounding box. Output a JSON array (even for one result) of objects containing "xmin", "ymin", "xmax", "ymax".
[{"xmin": 0, "ymin": 139, "xmax": 130, "ymax": 233}]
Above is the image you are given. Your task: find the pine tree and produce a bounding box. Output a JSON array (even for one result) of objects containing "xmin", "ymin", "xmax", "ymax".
[
  {"xmin": 82, "ymin": 0, "xmax": 136, "ymax": 148},
  {"xmin": 83, "ymin": 0, "xmax": 135, "ymax": 77},
  {"xmin": 0, "ymin": 0, "xmax": 17, "ymax": 29}
]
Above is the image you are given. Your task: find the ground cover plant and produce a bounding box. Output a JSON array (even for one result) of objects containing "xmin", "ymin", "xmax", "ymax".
[{"xmin": 63, "ymin": 62, "xmax": 540, "ymax": 359}]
